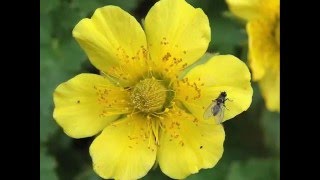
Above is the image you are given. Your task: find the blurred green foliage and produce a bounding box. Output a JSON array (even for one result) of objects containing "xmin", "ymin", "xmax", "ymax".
[{"xmin": 40, "ymin": 0, "xmax": 280, "ymax": 179}]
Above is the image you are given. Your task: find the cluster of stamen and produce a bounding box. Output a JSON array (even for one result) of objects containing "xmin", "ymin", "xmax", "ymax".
[
  {"xmin": 161, "ymin": 108, "xmax": 200, "ymax": 147},
  {"xmin": 174, "ymin": 77, "xmax": 204, "ymax": 102},
  {"xmin": 159, "ymin": 37, "xmax": 189, "ymax": 75},
  {"xmin": 107, "ymin": 45, "xmax": 150, "ymax": 85},
  {"xmin": 94, "ymin": 85, "xmax": 131, "ymax": 117},
  {"xmin": 130, "ymin": 78, "xmax": 168, "ymax": 113}
]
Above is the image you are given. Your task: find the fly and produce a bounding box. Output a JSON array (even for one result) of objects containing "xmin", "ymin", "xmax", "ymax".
[{"xmin": 203, "ymin": 91, "xmax": 229, "ymax": 124}]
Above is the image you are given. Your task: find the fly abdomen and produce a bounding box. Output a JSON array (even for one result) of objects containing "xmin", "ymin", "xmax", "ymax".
[{"xmin": 212, "ymin": 105, "xmax": 221, "ymax": 116}]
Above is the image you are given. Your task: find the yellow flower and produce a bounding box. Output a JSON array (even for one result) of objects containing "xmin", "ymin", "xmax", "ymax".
[
  {"xmin": 226, "ymin": 0, "xmax": 280, "ymax": 112},
  {"xmin": 53, "ymin": 0, "xmax": 253, "ymax": 179}
]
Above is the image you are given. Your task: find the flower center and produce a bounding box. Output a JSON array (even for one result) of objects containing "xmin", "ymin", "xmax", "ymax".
[{"xmin": 130, "ymin": 78, "xmax": 167, "ymax": 113}]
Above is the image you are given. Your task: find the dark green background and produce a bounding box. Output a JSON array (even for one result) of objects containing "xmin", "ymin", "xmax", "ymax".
[{"xmin": 40, "ymin": 0, "xmax": 280, "ymax": 179}]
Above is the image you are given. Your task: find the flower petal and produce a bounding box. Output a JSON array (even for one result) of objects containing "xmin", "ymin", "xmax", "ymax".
[
  {"xmin": 175, "ymin": 55, "xmax": 253, "ymax": 122},
  {"xmin": 144, "ymin": 0, "xmax": 210, "ymax": 77},
  {"xmin": 90, "ymin": 116, "xmax": 157, "ymax": 180},
  {"xmin": 259, "ymin": 69, "xmax": 280, "ymax": 112},
  {"xmin": 157, "ymin": 108, "xmax": 225, "ymax": 179},
  {"xmin": 73, "ymin": 6, "xmax": 147, "ymax": 73},
  {"xmin": 53, "ymin": 73, "xmax": 131, "ymax": 138},
  {"xmin": 226, "ymin": 0, "xmax": 279, "ymax": 21},
  {"xmin": 247, "ymin": 19, "xmax": 279, "ymax": 80}
]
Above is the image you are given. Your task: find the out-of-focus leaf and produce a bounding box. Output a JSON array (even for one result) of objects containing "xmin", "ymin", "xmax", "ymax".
[
  {"xmin": 40, "ymin": 14, "xmax": 52, "ymax": 45},
  {"xmin": 51, "ymin": 137, "xmax": 94, "ymax": 180},
  {"xmin": 40, "ymin": 0, "xmax": 59, "ymax": 14},
  {"xmin": 73, "ymin": 0, "xmax": 107, "ymax": 17},
  {"xmin": 51, "ymin": 6, "xmax": 82, "ymax": 41},
  {"xmin": 73, "ymin": 0, "xmax": 141, "ymax": 17},
  {"xmin": 227, "ymin": 158, "xmax": 280, "ymax": 180},
  {"xmin": 186, "ymin": 160, "xmax": 229, "ymax": 180},
  {"xmin": 260, "ymin": 109, "xmax": 280, "ymax": 154},
  {"xmin": 40, "ymin": 46, "xmax": 59, "ymax": 143},
  {"xmin": 210, "ymin": 17, "xmax": 247, "ymax": 54},
  {"xmin": 53, "ymin": 40, "xmax": 86, "ymax": 71},
  {"xmin": 101, "ymin": 0, "xmax": 141, "ymax": 12},
  {"xmin": 188, "ymin": 0, "xmax": 225, "ymax": 17},
  {"xmin": 75, "ymin": 168, "xmax": 101, "ymax": 180},
  {"xmin": 222, "ymin": 11, "xmax": 246, "ymax": 25},
  {"xmin": 40, "ymin": 29, "xmax": 50, "ymax": 46},
  {"xmin": 48, "ymin": 129, "xmax": 73, "ymax": 151},
  {"xmin": 239, "ymin": 41, "xmax": 248, "ymax": 62},
  {"xmin": 40, "ymin": 148, "xmax": 58, "ymax": 180},
  {"xmin": 142, "ymin": 167, "xmax": 171, "ymax": 180}
]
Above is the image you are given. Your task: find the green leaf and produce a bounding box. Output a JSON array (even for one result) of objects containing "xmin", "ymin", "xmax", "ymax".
[
  {"xmin": 142, "ymin": 167, "xmax": 171, "ymax": 180},
  {"xmin": 75, "ymin": 168, "xmax": 101, "ymax": 180},
  {"xmin": 222, "ymin": 11, "xmax": 247, "ymax": 25},
  {"xmin": 100, "ymin": 0, "xmax": 141, "ymax": 12},
  {"xmin": 260, "ymin": 109, "xmax": 280, "ymax": 154},
  {"xmin": 40, "ymin": 14, "xmax": 52, "ymax": 45},
  {"xmin": 53, "ymin": 40, "xmax": 86, "ymax": 71},
  {"xmin": 186, "ymin": 162, "xmax": 229, "ymax": 180},
  {"xmin": 77, "ymin": 0, "xmax": 140, "ymax": 15},
  {"xmin": 187, "ymin": 0, "xmax": 226, "ymax": 17},
  {"xmin": 210, "ymin": 16, "xmax": 247, "ymax": 55},
  {"xmin": 40, "ymin": 46, "xmax": 59, "ymax": 143},
  {"xmin": 48, "ymin": 129, "xmax": 73, "ymax": 151},
  {"xmin": 50, "ymin": 6, "xmax": 82, "ymax": 41},
  {"xmin": 40, "ymin": 148, "xmax": 58, "ymax": 180},
  {"xmin": 74, "ymin": 0, "xmax": 107, "ymax": 17},
  {"xmin": 226, "ymin": 158, "xmax": 280, "ymax": 180},
  {"xmin": 40, "ymin": 0, "xmax": 59, "ymax": 14},
  {"xmin": 72, "ymin": 0, "xmax": 141, "ymax": 18}
]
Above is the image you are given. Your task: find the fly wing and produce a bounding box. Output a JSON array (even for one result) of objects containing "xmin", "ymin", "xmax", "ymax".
[
  {"xmin": 203, "ymin": 101, "xmax": 216, "ymax": 120},
  {"xmin": 213, "ymin": 106, "xmax": 225, "ymax": 124}
]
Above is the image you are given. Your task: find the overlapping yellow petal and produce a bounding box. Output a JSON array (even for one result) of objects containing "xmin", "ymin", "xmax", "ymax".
[
  {"xmin": 144, "ymin": 0, "xmax": 210, "ymax": 78},
  {"xmin": 247, "ymin": 19, "xmax": 279, "ymax": 81},
  {"xmin": 175, "ymin": 55, "xmax": 252, "ymax": 122},
  {"xmin": 53, "ymin": 73, "xmax": 131, "ymax": 138},
  {"xmin": 157, "ymin": 107, "xmax": 225, "ymax": 179},
  {"xmin": 90, "ymin": 115, "xmax": 157, "ymax": 180},
  {"xmin": 226, "ymin": 0, "xmax": 280, "ymax": 21},
  {"xmin": 259, "ymin": 69, "xmax": 280, "ymax": 111},
  {"xmin": 73, "ymin": 6, "xmax": 148, "ymax": 78}
]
